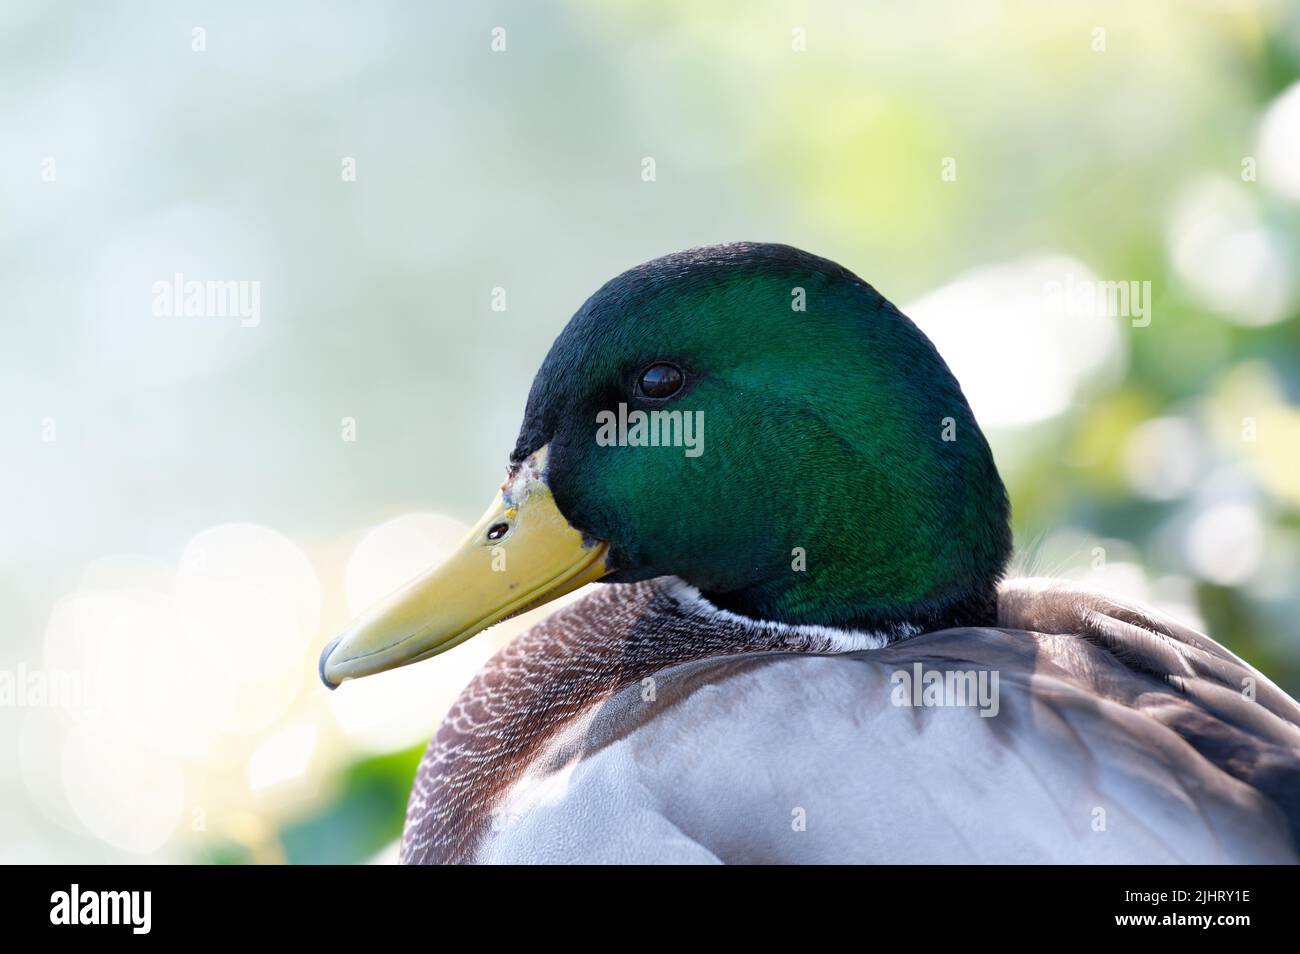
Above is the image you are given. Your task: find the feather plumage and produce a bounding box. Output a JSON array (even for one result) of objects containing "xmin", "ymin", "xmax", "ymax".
[{"xmin": 401, "ymin": 577, "xmax": 1300, "ymax": 863}]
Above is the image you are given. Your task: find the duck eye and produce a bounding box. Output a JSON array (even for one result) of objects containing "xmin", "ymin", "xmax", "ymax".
[
  {"xmin": 638, "ymin": 362, "xmax": 684, "ymax": 399},
  {"xmin": 486, "ymin": 522, "xmax": 509, "ymax": 541}
]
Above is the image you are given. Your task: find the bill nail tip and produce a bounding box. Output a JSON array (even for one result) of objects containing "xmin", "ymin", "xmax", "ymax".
[{"xmin": 318, "ymin": 634, "xmax": 344, "ymax": 690}]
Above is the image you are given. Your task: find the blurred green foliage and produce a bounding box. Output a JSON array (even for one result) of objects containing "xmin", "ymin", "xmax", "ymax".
[
  {"xmin": 278, "ymin": 746, "xmax": 424, "ymax": 865},
  {"xmin": 200, "ymin": 745, "xmax": 424, "ymax": 865}
]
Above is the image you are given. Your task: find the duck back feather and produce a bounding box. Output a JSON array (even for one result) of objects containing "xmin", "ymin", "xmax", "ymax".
[{"xmin": 401, "ymin": 577, "xmax": 1300, "ymax": 864}]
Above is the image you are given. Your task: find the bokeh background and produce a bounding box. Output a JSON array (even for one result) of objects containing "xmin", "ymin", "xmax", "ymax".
[{"xmin": 3, "ymin": 0, "xmax": 1300, "ymax": 863}]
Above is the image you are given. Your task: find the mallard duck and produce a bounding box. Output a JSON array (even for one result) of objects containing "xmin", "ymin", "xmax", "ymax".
[{"xmin": 320, "ymin": 242, "xmax": 1300, "ymax": 864}]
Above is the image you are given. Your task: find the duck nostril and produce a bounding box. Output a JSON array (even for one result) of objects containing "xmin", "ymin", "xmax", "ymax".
[{"xmin": 486, "ymin": 522, "xmax": 509, "ymax": 541}]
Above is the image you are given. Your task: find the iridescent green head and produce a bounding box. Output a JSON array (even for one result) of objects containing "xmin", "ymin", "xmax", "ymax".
[{"xmin": 514, "ymin": 242, "xmax": 1012, "ymax": 634}]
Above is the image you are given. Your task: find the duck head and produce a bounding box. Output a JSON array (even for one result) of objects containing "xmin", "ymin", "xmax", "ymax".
[{"xmin": 320, "ymin": 242, "xmax": 1012, "ymax": 687}]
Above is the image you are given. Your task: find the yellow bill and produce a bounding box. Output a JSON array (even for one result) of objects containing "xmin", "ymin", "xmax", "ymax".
[{"xmin": 319, "ymin": 445, "xmax": 611, "ymax": 688}]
